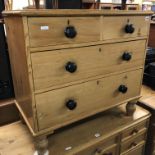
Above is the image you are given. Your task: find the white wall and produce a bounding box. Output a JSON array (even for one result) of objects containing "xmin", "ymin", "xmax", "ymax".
[{"xmin": 12, "ymin": 0, "xmax": 28, "ymax": 10}]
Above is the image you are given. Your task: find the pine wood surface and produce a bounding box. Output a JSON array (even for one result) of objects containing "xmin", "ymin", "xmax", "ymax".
[
  {"xmin": 36, "ymin": 69, "xmax": 142, "ymax": 130},
  {"xmin": 2, "ymin": 10, "xmax": 153, "ymax": 17},
  {"xmin": 4, "ymin": 17, "xmax": 35, "ymax": 131},
  {"xmin": 31, "ymin": 40, "xmax": 146, "ymax": 91}
]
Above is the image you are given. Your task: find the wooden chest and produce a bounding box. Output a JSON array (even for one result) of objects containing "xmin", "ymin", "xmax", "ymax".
[
  {"xmin": 48, "ymin": 105, "xmax": 150, "ymax": 155},
  {"xmin": 3, "ymin": 10, "xmax": 152, "ymax": 154}
]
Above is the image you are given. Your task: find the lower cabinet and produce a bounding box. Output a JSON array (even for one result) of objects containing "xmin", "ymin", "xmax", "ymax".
[{"xmin": 49, "ymin": 105, "xmax": 150, "ymax": 155}]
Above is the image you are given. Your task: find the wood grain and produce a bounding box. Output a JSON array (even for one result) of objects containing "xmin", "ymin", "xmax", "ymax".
[
  {"xmin": 35, "ymin": 69, "xmax": 142, "ymax": 130},
  {"xmin": 4, "ymin": 17, "xmax": 35, "ymax": 130},
  {"xmin": 2, "ymin": 10, "xmax": 153, "ymax": 17},
  {"xmin": 31, "ymin": 40, "xmax": 146, "ymax": 91}
]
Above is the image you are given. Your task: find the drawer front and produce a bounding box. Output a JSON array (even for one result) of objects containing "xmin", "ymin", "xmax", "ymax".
[
  {"xmin": 102, "ymin": 16, "xmax": 150, "ymax": 40},
  {"xmin": 28, "ymin": 17, "xmax": 101, "ymax": 47},
  {"xmin": 31, "ymin": 40, "xmax": 146, "ymax": 91},
  {"xmin": 121, "ymin": 131, "xmax": 146, "ymax": 153},
  {"xmin": 121, "ymin": 143, "xmax": 145, "ymax": 155},
  {"xmin": 36, "ymin": 69, "xmax": 142, "ymax": 130},
  {"xmin": 75, "ymin": 142, "xmax": 117, "ymax": 155},
  {"xmin": 122, "ymin": 120, "xmax": 148, "ymax": 141}
]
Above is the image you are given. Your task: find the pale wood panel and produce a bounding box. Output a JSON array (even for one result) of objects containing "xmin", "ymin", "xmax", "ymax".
[
  {"xmin": 28, "ymin": 17, "xmax": 101, "ymax": 47},
  {"xmin": 31, "ymin": 40, "xmax": 146, "ymax": 91},
  {"xmin": 102, "ymin": 16, "xmax": 150, "ymax": 40},
  {"xmin": 22, "ymin": 16, "xmax": 39, "ymax": 132},
  {"xmin": 35, "ymin": 69, "xmax": 142, "ymax": 130},
  {"xmin": 29, "ymin": 37, "xmax": 148, "ymax": 52},
  {"xmin": 2, "ymin": 10, "xmax": 153, "ymax": 17},
  {"xmin": 4, "ymin": 17, "xmax": 35, "ymax": 130}
]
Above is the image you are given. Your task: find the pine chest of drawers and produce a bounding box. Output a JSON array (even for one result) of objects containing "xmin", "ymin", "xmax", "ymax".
[{"xmin": 3, "ymin": 10, "xmax": 152, "ymax": 154}]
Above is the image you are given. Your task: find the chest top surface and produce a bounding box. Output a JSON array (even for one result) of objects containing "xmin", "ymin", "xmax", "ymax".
[{"xmin": 3, "ymin": 9, "xmax": 153, "ymax": 17}]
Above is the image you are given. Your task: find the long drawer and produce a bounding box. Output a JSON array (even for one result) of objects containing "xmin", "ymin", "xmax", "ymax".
[
  {"xmin": 31, "ymin": 40, "xmax": 146, "ymax": 91},
  {"xmin": 102, "ymin": 16, "xmax": 150, "ymax": 40},
  {"xmin": 35, "ymin": 69, "xmax": 142, "ymax": 130},
  {"xmin": 28, "ymin": 17, "xmax": 101, "ymax": 47}
]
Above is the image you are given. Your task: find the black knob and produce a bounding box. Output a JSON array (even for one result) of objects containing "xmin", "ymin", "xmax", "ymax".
[
  {"xmin": 66, "ymin": 100, "xmax": 77, "ymax": 110},
  {"xmin": 64, "ymin": 26, "xmax": 77, "ymax": 38},
  {"xmin": 65, "ymin": 61, "xmax": 77, "ymax": 73},
  {"xmin": 125, "ymin": 24, "xmax": 135, "ymax": 34},
  {"xmin": 122, "ymin": 52, "xmax": 132, "ymax": 61},
  {"xmin": 118, "ymin": 85, "xmax": 128, "ymax": 94}
]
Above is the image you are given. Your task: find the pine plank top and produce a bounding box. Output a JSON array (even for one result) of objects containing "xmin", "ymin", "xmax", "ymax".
[{"xmin": 2, "ymin": 9, "xmax": 153, "ymax": 17}]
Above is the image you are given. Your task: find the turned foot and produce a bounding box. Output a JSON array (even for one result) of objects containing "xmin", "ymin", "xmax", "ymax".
[
  {"xmin": 126, "ymin": 100, "xmax": 137, "ymax": 116},
  {"xmin": 34, "ymin": 136, "xmax": 49, "ymax": 155}
]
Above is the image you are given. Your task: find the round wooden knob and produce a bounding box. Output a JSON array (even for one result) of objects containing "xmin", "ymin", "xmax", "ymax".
[
  {"xmin": 65, "ymin": 61, "xmax": 77, "ymax": 73},
  {"xmin": 125, "ymin": 24, "xmax": 135, "ymax": 34},
  {"xmin": 64, "ymin": 26, "xmax": 77, "ymax": 38},
  {"xmin": 118, "ymin": 85, "xmax": 128, "ymax": 94},
  {"xmin": 66, "ymin": 100, "xmax": 77, "ymax": 110}
]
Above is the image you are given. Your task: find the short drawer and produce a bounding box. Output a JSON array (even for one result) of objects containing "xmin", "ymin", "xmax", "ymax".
[
  {"xmin": 77, "ymin": 144, "xmax": 118, "ymax": 155},
  {"xmin": 121, "ymin": 131, "xmax": 146, "ymax": 153},
  {"xmin": 102, "ymin": 16, "xmax": 150, "ymax": 40},
  {"xmin": 121, "ymin": 142, "xmax": 145, "ymax": 155},
  {"xmin": 122, "ymin": 120, "xmax": 148, "ymax": 141},
  {"xmin": 35, "ymin": 69, "xmax": 142, "ymax": 130},
  {"xmin": 75, "ymin": 136, "xmax": 118, "ymax": 155},
  {"xmin": 31, "ymin": 40, "xmax": 146, "ymax": 91},
  {"xmin": 28, "ymin": 17, "xmax": 101, "ymax": 47}
]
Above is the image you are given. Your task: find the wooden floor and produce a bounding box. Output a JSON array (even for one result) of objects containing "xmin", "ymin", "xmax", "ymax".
[{"xmin": 0, "ymin": 85, "xmax": 155, "ymax": 155}]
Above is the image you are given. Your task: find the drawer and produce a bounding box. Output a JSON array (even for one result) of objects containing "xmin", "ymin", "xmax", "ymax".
[
  {"xmin": 121, "ymin": 143, "xmax": 145, "ymax": 155},
  {"xmin": 76, "ymin": 144, "xmax": 117, "ymax": 155},
  {"xmin": 35, "ymin": 69, "xmax": 142, "ymax": 130},
  {"xmin": 121, "ymin": 131, "xmax": 146, "ymax": 153},
  {"xmin": 102, "ymin": 16, "xmax": 150, "ymax": 40},
  {"xmin": 28, "ymin": 17, "xmax": 101, "ymax": 47},
  {"xmin": 122, "ymin": 120, "xmax": 148, "ymax": 141},
  {"xmin": 31, "ymin": 40, "xmax": 146, "ymax": 91},
  {"xmin": 75, "ymin": 136, "xmax": 118, "ymax": 155}
]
